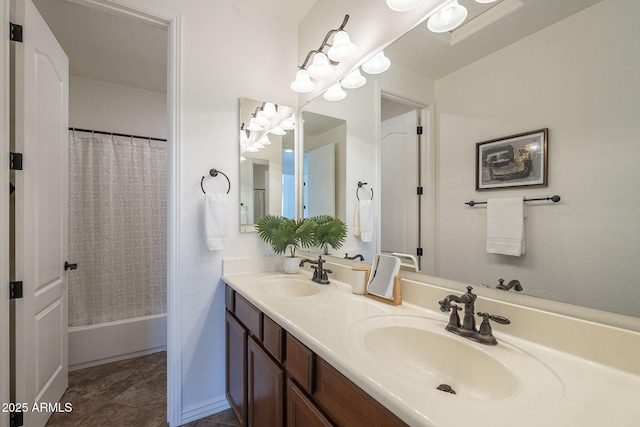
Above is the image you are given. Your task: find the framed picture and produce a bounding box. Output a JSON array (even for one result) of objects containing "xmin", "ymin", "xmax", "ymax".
[{"xmin": 476, "ymin": 128, "xmax": 548, "ymax": 191}]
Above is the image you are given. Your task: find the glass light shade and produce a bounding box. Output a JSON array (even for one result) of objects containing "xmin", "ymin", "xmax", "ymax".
[
  {"xmin": 475, "ymin": 0, "xmax": 498, "ymax": 3},
  {"xmin": 240, "ymin": 156, "xmax": 246, "ymax": 162},
  {"xmin": 254, "ymin": 113, "xmax": 270, "ymax": 127},
  {"xmin": 386, "ymin": 0, "xmax": 425, "ymax": 12},
  {"xmin": 252, "ymin": 141, "xmax": 265, "ymax": 150},
  {"xmin": 259, "ymin": 135, "xmax": 271, "ymax": 145},
  {"xmin": 246, "ymin": 117, "xmax": 264, "ymax": 131},
  {"xmin": 280, "ymin": 116, "xmax": 295, "ymax": 130},
  {"xmin": 341, "ymin": 68, "xmax": 367, "ymax": 89},
  {"xmin": 323, "ymin": 83, "xmax": 347, "ymax": 101},
  {"xmin": 270, "ymin": 126, "xmax": 286, "ymax": 136},
  {"xmin": 361, "ymin": 51, "xmax": 391, "ymax": 74},
  {"xmin": 291, "ymin": 69, "xmax": 315, "ymax": 93},
  {"xmin": 262, "ymin": 102, "xmax": 278, "ymax": 119},
  {"xmin": 327, "ymin": 31, "xmax": 357, "ymax": 62},
  {"xmin": 427, "ymin": 0, "xmax": 468, "ymax": 33},
  {"xmin": 307, "ymin": 52, "xmax": 333, "ymax": 79},
  {"xmin": 245, "ymin": 145, "xmax": 259, "ymax": 153}
]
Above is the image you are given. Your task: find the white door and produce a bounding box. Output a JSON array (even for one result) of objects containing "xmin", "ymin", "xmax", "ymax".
[
  {"xmin": 306, "ymin": 143, "xmax": 335, "ymax": 217},
  {"xmin": 11, "ymin": 0, "xmax": 69, "ymax": 426},
  {"xmin": 380, "ymin": 110, "xmax": 419, "ymax": 255}
]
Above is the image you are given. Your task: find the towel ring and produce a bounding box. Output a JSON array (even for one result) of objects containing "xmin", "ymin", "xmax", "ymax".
[
  {"xmin": 201, "ymin": 168, "xmax": 231, "ymax": 194},
  {"xmin": 356, "ymin": 181, "xmax": 373, "ymax": 201}
]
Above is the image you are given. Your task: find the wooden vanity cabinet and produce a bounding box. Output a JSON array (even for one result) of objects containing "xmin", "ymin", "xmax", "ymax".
[{"xmin": 225, "ymin": 285, "xmax": 408, "ymax": 427}]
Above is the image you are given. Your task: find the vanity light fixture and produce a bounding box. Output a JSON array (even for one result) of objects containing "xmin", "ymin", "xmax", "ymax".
[
  {"xmin": 361, "ymin": 50, "xmax": 391, "ymax": 74},
  {"xmin": 341, "ymin": 68, "xmax": 367, "ymax": 89},
  {"xmin": 323, "ymin": 82, "xmax": 347, "ymax": 101},
  {"xmin": 241, "ymin": 102, "xmax": 293, "ymax": 155},
  {"xmin": 291, "ymin": 15, "xmax": 356, "ymax": 93},
  {"xmin": 386, "ymin": 0, "xmax": 425, "ymax": 12},
  {"xmin": 427, "ymin": 0, "xmax": 468, "ymax": 33}
]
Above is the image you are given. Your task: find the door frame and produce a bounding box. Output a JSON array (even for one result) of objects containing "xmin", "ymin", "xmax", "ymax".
[
  {"xmin": 378, "ymin": 89, "xmax": 436, "ymax": 275},
  {"xmin": 1, "ymin": 1, "xmax": 182, "ymax": 426}
]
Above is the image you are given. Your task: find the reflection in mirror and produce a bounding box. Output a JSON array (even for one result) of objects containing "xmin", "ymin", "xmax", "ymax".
[
  {"xmin": 299, "ymin": 0, "xmax": 640, "ymax": 317},
  {"xmin": 366, "ymin": 254, "xmax": 402, "ymax": 305},
  {"xmin": 239, "ymin": 97, "xmax": 295, "ymax": 232},
  {"xmin": 301, "ymin": 111, "xmax": 346, "ymax": 219}
]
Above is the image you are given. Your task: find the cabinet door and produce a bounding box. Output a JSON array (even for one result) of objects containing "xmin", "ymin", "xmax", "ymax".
[
  {"xmin": 287, "ymin": 378, "xmax": 334, "ymax": 427},
  {"xmin": 226, "ymin": 311, "xmax": 247, "ymax": 426},
  {"xmin": 247, "ymin": 337, "xmax": 284, "ymax": 427}
]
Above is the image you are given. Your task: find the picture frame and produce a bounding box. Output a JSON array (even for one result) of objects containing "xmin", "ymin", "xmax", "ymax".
[{"xmin": 476, "ymin": 128, "xmax": 548, "ymax": 191}]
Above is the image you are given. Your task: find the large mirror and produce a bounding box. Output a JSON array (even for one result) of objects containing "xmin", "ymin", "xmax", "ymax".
[
  {"xmin": 299, "ymin": 0, "xmax": 640, "ymax": 317},
  {"xmin": 239, "ymin": 97, "xmax": 295, "ymax": 232}
]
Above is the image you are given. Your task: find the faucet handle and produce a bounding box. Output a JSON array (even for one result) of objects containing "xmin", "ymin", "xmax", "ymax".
[{"xmin": 477, "ymin": 312, "xmax": 510, "ymax": 325}]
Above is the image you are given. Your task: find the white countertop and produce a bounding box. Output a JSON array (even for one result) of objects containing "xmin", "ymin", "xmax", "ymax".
[{"xmin": 222, "ymin": 268, "xmax": 640, "ymax": 427}]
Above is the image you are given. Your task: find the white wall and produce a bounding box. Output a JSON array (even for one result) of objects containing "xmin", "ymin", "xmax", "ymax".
[
  {"xmin": 434, "ymin": 0, "xmax": 640, "ymax": 316},
  {"xmin": 69, "ymin": 75, "xmax": 167, "ymax": 137}
]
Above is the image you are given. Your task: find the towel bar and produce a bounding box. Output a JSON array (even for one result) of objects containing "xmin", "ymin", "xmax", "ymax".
[
  {"xmin": 356, "ymin": 181, "xmax": 374, "ymax": 200},
  {"xmin": 465, "ymin": 195, "xmax": 560, "ymax": 206}
]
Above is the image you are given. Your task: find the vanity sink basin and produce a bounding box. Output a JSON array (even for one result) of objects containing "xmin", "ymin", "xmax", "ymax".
[
  {"xmin": 348, "ymin": 315, "xmax": 563, "ymax": 401},
  {"xmin": 255, "ymin": 276, "xmax": 323, "ymax": 297}
]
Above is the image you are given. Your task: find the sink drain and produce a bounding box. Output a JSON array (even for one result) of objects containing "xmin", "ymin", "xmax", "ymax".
[{"xmin": 436, "ymin": 384, "xmax": 456, "ymax": 395}]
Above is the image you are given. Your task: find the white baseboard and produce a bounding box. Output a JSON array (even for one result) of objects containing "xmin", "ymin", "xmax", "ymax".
[
  {"xmin": 180, "ymin": 394, "xmax": 230, "ymax": 425},
  {"xmin": 68, "ymin": 313, "xmax": 167, "ymax": 371}
]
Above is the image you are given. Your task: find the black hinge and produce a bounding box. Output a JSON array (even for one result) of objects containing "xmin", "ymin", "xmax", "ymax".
[
  {"xmin": 10, "ymin": 410, "xmax": 24, "ymax": 427},
  {"xmin": 417, "ymin": 248, "xmax": 423, "ymax": 257},
  {"xmin": 10, "ymin": 152, "xmax": 23, "ymax": 170},
  {"xmin": 417, "ymin": 126, "xmax": 423, "ymax": 135},
  {"xmin": 417, "ymin": 186, "xmax": 423, "ymax": 195},
  {"xmin": 10, "ymin": 281, "xmax": 23, "ymax": 299},
  {"xmin": 10, "ymin": 22, "xmax": 23, "ymax": 42}
]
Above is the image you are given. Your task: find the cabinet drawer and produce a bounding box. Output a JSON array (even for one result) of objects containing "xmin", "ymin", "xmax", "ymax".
[
  {"xmin": 235, "ymin": 294, "xmax": 262, "ymax": 339},
  {"xmin": 285, "ymin": 333, "xmax": 315, "ymax": 394},
  {"xmin": 313, "ymin": 357, "xmax": 408, "ymax": 427},
  {"xmin": 263, "ymin": 315, "xmax": 284, "ymax": 362}
]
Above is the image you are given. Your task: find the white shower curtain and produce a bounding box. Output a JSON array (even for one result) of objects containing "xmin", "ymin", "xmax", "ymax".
[{"xmin": 68, "ymin": 132, "xmax": 167, "ymax": 327}]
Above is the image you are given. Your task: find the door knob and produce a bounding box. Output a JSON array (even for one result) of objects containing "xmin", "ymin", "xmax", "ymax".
[{"xmin": 64, "ymin": 261, "xmax": 78, "ymax": 271}]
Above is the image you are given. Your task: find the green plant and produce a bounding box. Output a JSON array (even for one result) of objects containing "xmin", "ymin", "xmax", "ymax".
[
  {"xmin": 255, "ymin": 215, "xmax": 315, "ymax": 258},
  {"xmin": 311, "ymin": 215, "xmax": 347, "ymax": 255}
]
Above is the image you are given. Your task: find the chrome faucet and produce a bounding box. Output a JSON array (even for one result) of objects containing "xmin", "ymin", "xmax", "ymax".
[
  {"xmin": 299, "ymin": 255, "xmax": 333, "ymax": 284},
  {"xmin": 439, "ymin": 286, "xmax": 510, "ymax": 345},
  {"xmin": 496, "ymin": 278, "xmax": 523, "ymax": 292}
]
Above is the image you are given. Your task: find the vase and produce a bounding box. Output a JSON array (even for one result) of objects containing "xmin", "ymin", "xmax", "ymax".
[{"xmin": 283, "ymin": 257, "xmax": 301, "ymax": 274}]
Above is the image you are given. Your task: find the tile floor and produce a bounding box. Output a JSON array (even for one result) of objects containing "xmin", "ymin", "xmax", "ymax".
[{"xmin": 45, "ymin": 351, "xmax": 239, "ymax": 427}]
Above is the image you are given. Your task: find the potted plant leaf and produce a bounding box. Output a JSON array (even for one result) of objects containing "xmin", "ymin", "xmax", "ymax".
[
  {"xmin": 256, "ymin": 215, "xmax": 315, "ymax": 273},
  {"xmin": 311, "ymin": 215, "xmax": 347, "ymax": 255}
]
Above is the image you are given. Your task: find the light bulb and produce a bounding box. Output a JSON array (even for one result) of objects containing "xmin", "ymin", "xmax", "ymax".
[{"xmin": 290, "ymin": 69, "xmax": 315, "ymax": 93}]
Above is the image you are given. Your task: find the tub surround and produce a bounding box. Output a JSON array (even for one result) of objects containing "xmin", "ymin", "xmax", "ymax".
[{"xmin": 222, "ymin": 256, "xmax": 640, "ymax": 426}]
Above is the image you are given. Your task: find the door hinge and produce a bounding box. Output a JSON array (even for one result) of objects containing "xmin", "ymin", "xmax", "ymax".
[
  {"xmin": 417, "ymin": 248, "xmax": 423, "ymax": 257},
  {"xmin": 10, "ymin": 410, "xmax": 24, "ymax": 427},
  {"xmin": 10, "ymin": 152, "xmax": 23, "ymax": 170},
  {"xmin": 417, "ymin": 186, "xmax": 424, "ymax": 195},
  {"xmin": 417, "ymin": 126, "xmax": 423, "ymax": 135},
  {"xmin": 10, "ymin": 22, "xmax": 23, "ymax": 43},
  {"xmin": 10, "ymin": 281, "xmax": 23, "ymax": 299}
]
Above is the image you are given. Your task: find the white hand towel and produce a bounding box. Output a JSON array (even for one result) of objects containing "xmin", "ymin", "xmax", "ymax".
[
  {"xmin": 352, "ymin": 200, "xmax": 361, "ymax": 237},
  {"xmin": 205, "ymin": 193, "xmax": 228, "ymax": 251},
  {"xmin": 358, "ymin": 199, "xmax": 374, "ymax": 243},
  {"xmin": 487, "ymin": 197, "xmax": 525, "ymax": 256}
]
